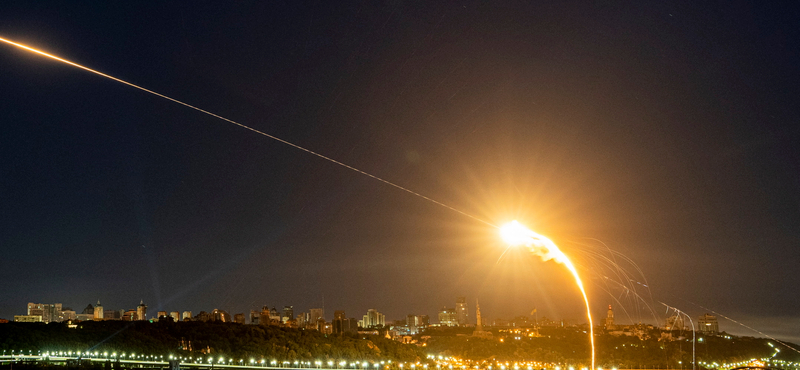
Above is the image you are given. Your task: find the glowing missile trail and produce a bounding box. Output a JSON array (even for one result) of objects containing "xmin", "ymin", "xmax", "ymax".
[
  {"xmin": 500, "ymin": 221, "xmax": 595, "ymax": 370},
  {"xmin": 2, "ymin": 36, "xmax": 597, "ymax": 363},
  {"xmin": 0, "ymin": 35, "xmax": 494, "ymax": 229}
]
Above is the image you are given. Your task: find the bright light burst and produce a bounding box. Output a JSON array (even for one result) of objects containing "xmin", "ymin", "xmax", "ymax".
[{"xmin": 499, "ymin": 220, "xmax": 595, "ymax": 370}]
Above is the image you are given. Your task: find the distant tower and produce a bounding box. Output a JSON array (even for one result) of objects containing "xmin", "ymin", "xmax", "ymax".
[
  {"xmin": 472, "ymin": 299, "xmax": 492, "ymax": 338},
  {"xmin": 94, "ymin": 300, "xmax": 104, "ymax": 320},
  {"xmin": 456, "ymin": 297, "xmax": 469, "ymax": 326},
  {"xmin": 475, "ymin": 299, "xmax": 483, "ymax": 331},
  {"xmin": 604, "ymin": 304, "xmax": 615, "ymax": 330},
  {"xmin": 137, "ymin": 300, "xmax": 147, "ymax": 321}
]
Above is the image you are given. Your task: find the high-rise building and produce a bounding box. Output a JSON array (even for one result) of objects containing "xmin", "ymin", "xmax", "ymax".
[
  {"xmin": 182, "ymin": 311, "xmax": 192, "ymax": 321},
  {"xmin": 310, "ymin": 308, "xmax": 324, "ymax": 325},
  {"xmin": 27, "ymin": 303, "xmax": 64, "ymax": 323},
  {"xmin": 698, "ymin": 313, "xmax": 719, "ymax": 334},
  {"xmin": 137, "ymin": 301, "xmax": 147, "ymax": 321},
  {"xmin": 27, "ymin": 303, "xmax": 44, "ymax": 321},
  {"xmin": 259, "ymin": 306, "xmax": 270, "ymax": 325},
  {"xmin": 27, "ymin": 303, "xmax": 42, "ymax": 316},
  {"xmin": 332, "ymin": 311, "xmax": 358, "ymax": 334},
  {"xmin": 282, "ymin": 306, "xmax": 294, "ymax": 324},
  {"xmin": 359, "ymin": 309, "xmax": 385, "ymax": 328},
  {"xmin": 406, "ymin": 314, "xmax": 429, "ymax": 334},
  {"xmin": 419, "ymin": 315, "xmax": 430, "ymax": 326},
  {"xmin": 456, "ymin": 297, "xmax": 468, "ymax": 326},
  {"xmin": 170, "ymin": 311, "xmax": 180, "ymax": 321},
  {"xmin": 296, "ymin": 312, "xmax": 310, "ymax": 328},
  {"xmin": 317, "ymin": 319, "xmax": 333, "ymax": 334},
  {"xmin": 438, "ymin": 307, "xmax": 457, "ymax": 326},
  {"xmin": 94, "ymin": 301, "xmax": 104, "ymax": 320},
  {"xmin": 604, "ymin": 305, "xmax": 615, "ymax": 330}
]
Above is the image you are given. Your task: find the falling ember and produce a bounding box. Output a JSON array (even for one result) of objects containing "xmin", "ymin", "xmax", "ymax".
[{"xmin": 500, "ymin": 220, "xmax": 595, "ymax": 369}]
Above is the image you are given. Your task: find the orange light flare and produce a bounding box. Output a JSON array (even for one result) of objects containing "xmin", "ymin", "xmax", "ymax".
[{"xmin": 499, "ymin": 220, "xmax": 595, "ymax": 370}]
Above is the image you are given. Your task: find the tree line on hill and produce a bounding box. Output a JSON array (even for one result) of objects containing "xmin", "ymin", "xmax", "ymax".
[
  {"xmin": 1, "ymin": 322, "xmax": 798, "ymax": 369},
  {"xmin": 424, "ymin": 327, "xmax": 799, "ymax": 368},
  {"xmin": 0, "ymin": 321, "xmax": 423, "ymax": 363}
]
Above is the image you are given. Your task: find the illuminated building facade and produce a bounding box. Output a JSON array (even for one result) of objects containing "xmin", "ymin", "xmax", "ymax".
[
  {"xmin": 211, "ymin": 309, "xmax": 230, "ymax": 322},
  {"xmin": 359, "ymin": 309, "xmax": 385, "ymax": 328},
  {"xmin": 604, "ymin": 305, "xmax": 615, "ymax": 330},
  {"xmin": 61, "ymin": 309, "xmax": 77, "ymax": 321},
  {"xmin": 27, "ymin": 303, "xmax": 63, "ymax": 323},
  {"xmin": 14, "ymin": 315, "xmax": 42, "ymax": 322},
  {"xmin": 282, "ymin": 306, "xmax": 294, "ymax": 324},
  {"xmin": 438, "ymin": 307, "xmax": 457, "ymax": 326},
  {"xmin": 137, "ymin": 301, "xmax": 147, "ymax": 321},
  {"xmin": 406, "ymin": 314, "xmax": 429, "ymax": 334},
  {"xmin": 259, "ymin": 306, "xmax": 270, "ymax": 325},
  {"xmin": 94, "ymin": 301, "xmax": 104, "ymax": 320},
  {"xmin": 456, "ymin": 297, "xmax": 469, "ymax": 326},
  {"xmin": 699, "ymin": 313, "xmax": 719, "ymax": 334},
  {"xmin": 122, "ymin": 309, "xmax": 137, "ymax": 321},
  {"xmin": 269, "ymin": 307, "xmax": 281, "ymax": 324},
  {"xmin": 296, "ymin": 312, "xmax": 310, "ymax": 328}
]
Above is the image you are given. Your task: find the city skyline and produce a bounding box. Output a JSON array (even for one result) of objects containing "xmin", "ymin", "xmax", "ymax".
[
  {"xmin": 10, "ymin": 298, "xmax": 723, "ymax": 336},
  {"xmin": 1, "ymin": 1, "xmax": 798, "ymax": 344}
]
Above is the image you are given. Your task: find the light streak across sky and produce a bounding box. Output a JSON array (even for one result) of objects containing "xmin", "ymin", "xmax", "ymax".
[{"xmin": 0, "ymin": 35, "xmax": 496, "ymax": 229}]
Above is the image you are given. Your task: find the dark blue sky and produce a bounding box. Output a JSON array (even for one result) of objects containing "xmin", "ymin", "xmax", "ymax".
[{"xmin": 1, "ymin": 1, "xmax": 798, "ymax": 341}]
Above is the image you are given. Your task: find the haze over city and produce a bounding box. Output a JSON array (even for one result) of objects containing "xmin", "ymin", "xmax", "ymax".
[{"xmin": 1, "ymin": 1, "xmax": 798, "ymax": 344}]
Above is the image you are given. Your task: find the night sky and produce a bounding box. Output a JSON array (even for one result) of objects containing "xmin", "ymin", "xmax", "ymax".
[{"xmin": 1, "ymin": 2, "xmax": 798, "ymax": 341}]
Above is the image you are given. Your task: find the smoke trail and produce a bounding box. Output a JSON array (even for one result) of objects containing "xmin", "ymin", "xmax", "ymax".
[
  {"xmin": 0, "ymin": 36, "xmax": 495, "ymax": 229},
  {"xmin": 500, "ymin": 221, "xmax": 595, "ymax": 369}
]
